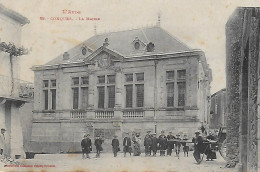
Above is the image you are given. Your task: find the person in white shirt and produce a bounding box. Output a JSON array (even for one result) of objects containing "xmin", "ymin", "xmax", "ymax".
[{"xmin": 0, "ymin": 128, "xmax": 6, "ymax": 155}]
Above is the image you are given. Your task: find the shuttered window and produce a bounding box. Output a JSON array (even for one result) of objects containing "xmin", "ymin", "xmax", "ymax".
[
  {"xmin": 167, "ymin": 83, "xmax": 174, "ymax": 107},
  {"xmin": 108, "ymin": 86, "xmax": 115, "ymax": 108},
  {"xmin": 43, "ymin": 90, "xmax": 48, "ymax": 110},
  {"xmin": 51, "ymin": 89, "xmax": 56, "ymax": 110},
  {"xmin": 166, "ymin": 70, "xmax": 186, "ymax": 107},
  {"xmin": 81, "ymin": 87, "xmax": 88, "ymax": 109},
  {"xmin": 73, "ymin": 88, "xmax": 79, "ymax": 109},
  {"xmin": 136, "ymin": 84, "xmax": 144, "ymax": 107},
  {"xmin": 72, "ymin": 77, "xmax": 89, "ymax": 109},
  {"xmin": 125, "ymin": 85, "xmax": 133, "ymax": 108},
  {"xmin": 98, "ymin": 86, "xmax": 105, "ymax": 108},
  {"xmin": 177, "ymin": 82, "xmax": 186, "ymax": 106},
  {"xmin": 43, "ymin": 79, "xmax": 56, "ymax": 110}
]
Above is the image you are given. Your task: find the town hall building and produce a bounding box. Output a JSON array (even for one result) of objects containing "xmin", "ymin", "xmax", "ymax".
[{"xmin": 31, "ymin": 25, "xmax": 212, "ymax": 153}]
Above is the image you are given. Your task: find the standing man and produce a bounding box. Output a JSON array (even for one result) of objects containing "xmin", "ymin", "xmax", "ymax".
[
  {"xmin": 192, "ymin": 131, "xmax": 204, "ymax": 164},
  {"xmin": 144, "ymin": 131, "xmax": 152, "ymax": 156},
  {"xmin": 123, "ymin": 132, "xmax": 132, "ymax": 157},
  {"xmin": 158, "ymin": 130, "xmax": 167, "ymax": 156},
  {"xmin": 81, "ymin": 134, "xmax": 92, "ymax": 159},
  {"xmin": 112, "ymin": 135, "xmax": 119, "ymax": 157},
  {"xmin": 175, "ymin": 134, "xmax": 182, "ymax": 158},
  {"xmin": 150, "ymin": 133, "xmax": 158, "ymax": 156},
  {"xmin": 94, "ymin": 135, "xmax": 103, "ymax": 158},
  {"xmin": 182, "ymin": 134, "xmax": 189, "ymax": 157},
  {"xmin": 166, "ymin": 132, "xmax": 175, "ymax": 156},
  {"xmin": 0, "ymin": 128, "xmax": 6, "ymax": 155}
]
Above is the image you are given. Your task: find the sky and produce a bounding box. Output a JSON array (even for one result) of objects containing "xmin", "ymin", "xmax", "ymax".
[{"xmin": 1, "ymin": 0, "xmax": 260, "ymax": 93}]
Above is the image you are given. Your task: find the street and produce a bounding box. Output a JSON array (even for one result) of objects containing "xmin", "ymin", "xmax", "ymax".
[{"xmin": 1, "ymin": 151, "xmax": 236, "ymax": 172}]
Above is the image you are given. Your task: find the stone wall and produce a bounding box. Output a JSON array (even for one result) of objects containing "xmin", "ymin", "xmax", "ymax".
[{"xmin": 226, "ymin": 7, "xmax": 259, "ymax": 171}]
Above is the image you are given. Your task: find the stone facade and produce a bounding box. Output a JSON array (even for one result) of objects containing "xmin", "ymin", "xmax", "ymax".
[
  {"xmin": 31, "ymin": 26, "xmax": 212, "ymax": 153},
  {"xmin": 226, "ymin": 7, "xmax": 259, "ymax": 171},
  {"xmin": 0, "ymin": 4, "xmax": 31, "ymax": 158},
  {"xmin": 209, "ymin": 88, "xmax": 226, "ymax": 129}
]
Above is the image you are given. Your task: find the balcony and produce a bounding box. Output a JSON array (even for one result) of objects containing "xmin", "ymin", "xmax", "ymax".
[
  {"xmin": 0, "ymin": 75, "xmax": 33, "ymax": 100},
  {"xmin": 95, "ymin": 110, "xmax": 114, "ymax": 119},
  {"xmin": 70, "ymin": 110, "xmax": 87, "ymax": 119},
  {"xmin": 123, "ymin": 110, "xmax": 145, "ymax": 118}
]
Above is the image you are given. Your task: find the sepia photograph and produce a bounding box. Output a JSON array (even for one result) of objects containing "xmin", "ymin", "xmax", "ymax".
[{"xmin": 0, "ymin": 0, "xmax": 259, "ymax": 172}]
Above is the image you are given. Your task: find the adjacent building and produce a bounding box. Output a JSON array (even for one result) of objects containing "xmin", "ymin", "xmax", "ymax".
[
  {"xmin": 31, "ymin": 26, "xmax": 212, "ymax": 153},
  {"xmin": 0, "ymin": 4, "xmax": 31, "ymax": 158},
  {"xmin": 226, "ymin": 7, "xmax": 259, "ymax": 171},
  {"xmin": 209, "ymin": 88, "xmax": 226, "ymax": 129}
]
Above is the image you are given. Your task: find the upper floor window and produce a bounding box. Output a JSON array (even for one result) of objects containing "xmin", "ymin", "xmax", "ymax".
[
  {"xmin": 166, "ymin": 69, "xmax": 186, "ymax": 107},
  {"xmin": 125, "ymin": 72, "xmax": 144, "ymax": 108},
  {"xmin": 97, "ymin": 75, "xmax": 116, "ymax": 109},
  {"xmin": 42, "ymin": 79, "xmax": 56, "ymax": 110},
  {"xmin": 72, "ymin": 76, "xmax": 89, "ymax": 109}
]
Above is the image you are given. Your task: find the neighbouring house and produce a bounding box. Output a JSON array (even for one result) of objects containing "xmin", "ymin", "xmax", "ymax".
[
  {"xmin": 210, "ymin": 88, "xmax": 226, "ymax": 129},
  {"xmin": 0, "ymin": 3, "xmax": 32, "ymax": 158}
]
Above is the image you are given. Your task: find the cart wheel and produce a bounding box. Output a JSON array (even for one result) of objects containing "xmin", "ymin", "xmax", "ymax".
[{"xmin": 219, "ymin": 139, "xmax": 227, "ymax": 161}]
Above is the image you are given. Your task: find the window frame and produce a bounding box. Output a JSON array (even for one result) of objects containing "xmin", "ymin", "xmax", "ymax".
[
  {"xmin": 42, "ymin": 79, "xmax": 57, "ymax": 110},
  {"xmin": 124, "ymin": 72, "xmax": 145, "ymax": 108},
  {"xmin": 71, "ymin": 76, "xmax": 89, "ymax": 110},
  {"xmin": 166, "ymin": 69, "xmax": 186, "ymax": 108},
  {"xmin": 96, "ymin": 74, "xmax": 116, "ymax": 109}
]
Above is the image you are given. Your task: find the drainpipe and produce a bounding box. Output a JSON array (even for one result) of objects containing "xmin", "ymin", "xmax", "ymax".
[{"xmin": 154, "ymin": 59, "xmax": 158, "ymax": 134}]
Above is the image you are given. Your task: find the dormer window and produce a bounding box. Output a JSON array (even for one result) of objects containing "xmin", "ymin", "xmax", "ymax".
[
  {"xmin": 134, "ymin": 42, "xmax": 140, "ymax": 50},
  {"xmin": 82, "ymin": 47, "xmax": 87, "ymax": 55},
  {"xmin": 132, "ymin": 37, "xmax": 145, "ymax": 51}
]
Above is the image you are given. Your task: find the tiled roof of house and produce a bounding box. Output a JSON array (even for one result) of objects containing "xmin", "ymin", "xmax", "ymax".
[{"xmin": 46, "ymin": 26, "xmax": 191, "ymax": 65}]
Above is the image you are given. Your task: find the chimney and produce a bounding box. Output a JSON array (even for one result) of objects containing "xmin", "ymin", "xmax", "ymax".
[
  {"xmin": 103, "ymin": 38, "xmax": 109, "ymax": 47},
  {"xmin": 63, "ymin": 52, "xmax": 70, "ymax": 61}
]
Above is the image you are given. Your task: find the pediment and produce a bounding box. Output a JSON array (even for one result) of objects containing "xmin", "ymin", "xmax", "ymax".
[{"xmin": 84, "ymin": 46, "xmax": 124, "ymax": 68}]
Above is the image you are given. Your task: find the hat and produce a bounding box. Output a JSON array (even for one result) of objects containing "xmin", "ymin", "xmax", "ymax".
[
  {"xmin": 176, "ymin": 134, "xmax": 180, "ymax": 136},
  {"xmin": 114, "ymin": 135, "xmax": 118, "ymax": 137},
  {"xmin": 195, "ymin": 131, "xmax": 200, "ymax": 134},
  {"xmin": 147, "ymin": 131, "xmax": 151, "ymax": 133},
  {"xmin": 1, "ymin": 128, "xmax": 6, "ymax": 131}
]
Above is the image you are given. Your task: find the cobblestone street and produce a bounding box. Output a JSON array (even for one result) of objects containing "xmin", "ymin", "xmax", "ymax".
[{"xmin": 0, "ymin": 152, "xmax": 237, "ymax": 172}]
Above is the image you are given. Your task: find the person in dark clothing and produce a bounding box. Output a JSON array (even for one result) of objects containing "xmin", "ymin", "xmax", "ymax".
[
  {"xmin": 205, "ymin": 132, "xmax": 217, "ymax": 161},
  {"xmin": 123, "ymin": 133, "xmax": 132, "ymax": 157},
  {"xmin": 81, "ymin": 134, "xmax": 92, "ymax": 159},
  {"xmin": 112, "ymin": 135, "xmax": 120, "ymax": 157},
  {"xmin": 95, "ymin": 135, "xmax": 103, "ymax": 158},
  {"xmin": 144, "ymin": 131, "xmax": 152, "ymax": 156},
  {"xmin": 182, "ymin": 134, "xmax": 189, "ymax": 157},
  {"xmin": 192, "ymin": 131, "xmax": 204, "ymax": 164},
  {"xmin": 175, "ymin": 134, "xmax": 182, "ymax": 159},
  {"xmin": 166, "ymin": 132, "xmax": 175, "ymax": 156},
  {"xmin": 150, "ymin": 133, "xmax": 158, "ymax": 156},
  {"xmin": 158, "ymin": 131, "xmax": 167, "ymax": 156}
]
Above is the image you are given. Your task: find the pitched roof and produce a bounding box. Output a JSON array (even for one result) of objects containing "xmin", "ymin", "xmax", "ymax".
[
  {"xmin": 46, "ymin": 26, "xmax": 191, "ymax": 65},
  {"xmin": 0, "ymin": 3, "xmax": 29, "ymax": 26}
]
